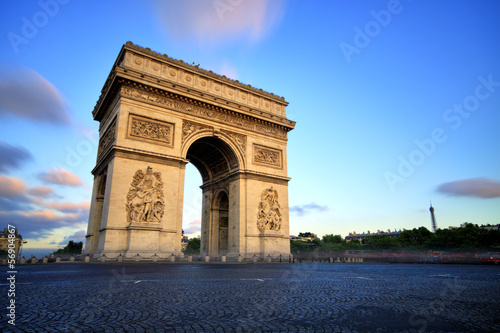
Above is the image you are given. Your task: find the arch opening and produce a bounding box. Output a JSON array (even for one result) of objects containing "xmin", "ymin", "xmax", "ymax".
[
  {"xmin": 184, "ymin": 136, "xmax": 239, "ymax": 256},
  {"xmin": 185, "ymin": 136, "xmax": 239, "ymax": 185},
  {"xmin": 182, "ymin": 163, "xmax": 202, "ymax": 248}
]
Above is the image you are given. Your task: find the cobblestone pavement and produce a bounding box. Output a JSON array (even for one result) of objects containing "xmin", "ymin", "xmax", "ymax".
[{"xmin": 2, "ymin": 263, "xmax": 500, "ymax": 332}]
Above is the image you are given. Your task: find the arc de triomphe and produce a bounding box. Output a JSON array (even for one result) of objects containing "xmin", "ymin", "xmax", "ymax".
[{"xmin": 85, "ymin": 42, "xmax": 295, "ymax": 257}]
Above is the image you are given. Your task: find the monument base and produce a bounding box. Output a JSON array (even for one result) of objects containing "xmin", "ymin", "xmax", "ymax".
[{"xmin": 260, "ymin": 229, "xmax": 289, "ymax": 257}]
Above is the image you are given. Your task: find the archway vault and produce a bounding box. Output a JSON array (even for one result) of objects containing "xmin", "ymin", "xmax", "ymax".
[
  {"xmin": 183, "ymin": 132, "xmax": 244, "ymax": 184},
  {"xmin": 85, "ymin": 42, "xmax": 295, "ymax": 258}
]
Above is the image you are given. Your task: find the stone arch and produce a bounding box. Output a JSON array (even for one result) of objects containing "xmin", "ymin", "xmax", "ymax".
[
  {"xmin": 185, "ymin": 137, "xmax": 239, "ymax": 184},
  {"xmin": 184, "ymin": 136, "xmax": 239, "ymax": 255},
  {"xmin": 85, "ymin": 42, "xmax": 294, "ymax": 258},
  {"xmin": 181, "ymin": 130, "xmax": 246, "ymax": 172}
]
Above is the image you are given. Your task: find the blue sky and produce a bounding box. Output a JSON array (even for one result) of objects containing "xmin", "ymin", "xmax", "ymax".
[{"xmin": 1, "ymin": 0, "xmax": 499, "ymax": 254}]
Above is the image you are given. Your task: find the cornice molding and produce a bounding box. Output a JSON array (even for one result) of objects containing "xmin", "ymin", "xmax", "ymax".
[
  {"xmin": 117, "ymin": 80, "xmax": 293, "ymax": 139},
  {"xmin": 123, "ymin": 41, "xmax": 287, "ymax": 102}
]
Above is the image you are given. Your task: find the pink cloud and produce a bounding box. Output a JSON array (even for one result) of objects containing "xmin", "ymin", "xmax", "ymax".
[
  {"xmin": 27, "ymin": 186, "xmax": 55, "ymax": 198},
  {"xmin": 39, "ymin": 168, "xmax": 83, "ymax": 187},
  {"xmin": 437, "ymin": 178, "xmax": 500, "ymax": 199},
  {"xmin": 45, "ymin": 201, "xmax": 90, "ymax": 213},
  {"xmin": 18, "ymin": 210, "xmax": 67, "ymax": 222},
  {"xmin": 154, "ymin": 0, "xmax": 285, "ymax": 44},
  {"xmin": 184, "ymin": 219, "xmax": 201, "ymax": 235},
  {"xmin": 0, "ymin": 67, "xmax": 70, "ymax": 124},
  {"xmin": 0, "ymin": 209, "xmax": 88, "ymax": 234},
  {"xmin": 0, "ymin": 175, "xmax": 26, "ymax": 197}
]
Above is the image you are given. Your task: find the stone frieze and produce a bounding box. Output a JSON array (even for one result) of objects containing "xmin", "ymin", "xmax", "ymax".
[
  {"xmin": 253, "ymin": 144, "xmax": 282, "ymax": 169},
  {"xmin": 121, "ymin": 85, "xmax": 287, "ymax": 139},
  {"xmin": 128, "ymin": 114, "xmax": 174, "ymax": 145}
]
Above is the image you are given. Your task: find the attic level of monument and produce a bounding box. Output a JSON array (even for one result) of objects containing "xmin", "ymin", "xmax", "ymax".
[{"xmin": 93, "ymin": 42, "xmax": 295, "ymax": 130}]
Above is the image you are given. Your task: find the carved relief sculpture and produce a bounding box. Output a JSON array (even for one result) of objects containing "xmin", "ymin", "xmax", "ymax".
[
  {"xmin": 121, "ymin": 85, "xmax": 288, "ymax": 139},
  {"xmin": 253, "ymin": 145, "xmax": 282, "ymax": 168},
  {"xmin": 182, "ymin": 120, "xmax": 212, "ymax": 143},
  {"xmin": 222, "ymin": 130, "xmax": 246, "ymax": 154},
  {"xmin": 126, "ymin": 167, "xmax": 165, "ymax": 224},
  {"xmin": 128, "ymin": 114, "xmax": 174, "ymax": 145},
  {"xmin": 257, "ymin": 187, "xmax": 282, "ymax": 232}
]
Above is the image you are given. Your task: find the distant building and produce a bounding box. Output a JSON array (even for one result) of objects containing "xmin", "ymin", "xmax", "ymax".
[
  {"xmin": 0, "ymin": 228, "xmax": 23, "ymax": 260},
  {"xmin": 181, "ymin": 236, "xmax": 189, "ymax": 251},
  {"xmin": 461, "ymin": 222, "xmax": 500, "ymax": 231},
  {"xmin": 480, "ymin": 224, "xmax": 500, "ymax": 231},
  {"xmin": 345, "ymin": 229, "xmax": 403, "ymax": 242}
]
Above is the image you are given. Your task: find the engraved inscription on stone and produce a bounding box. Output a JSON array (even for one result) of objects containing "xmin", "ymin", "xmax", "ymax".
[
  {"xmin": 128, "ymin": 114, "xmax": 174, "ymax": 145},
  {"xmin": 253, "ymin": 144, "xmax": 282, "ymax": 168},
  {"xmin": 257, "ymin": 187, "xmax": 282, "ymax": 232},
  {"xmin": 126, "ymin": 167, "xmax": 165, "ymax": 224}
]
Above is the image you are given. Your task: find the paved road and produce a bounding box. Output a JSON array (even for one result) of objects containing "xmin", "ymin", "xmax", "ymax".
[{"xmin": 2, "ymin": 263, "xmax": 500, "ymax": 332}]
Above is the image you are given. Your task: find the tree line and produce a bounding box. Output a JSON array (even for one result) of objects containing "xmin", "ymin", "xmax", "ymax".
[
  {"xmin": 292, "ymin": 224, "xmax": 500, "ymax": 253},
  {"xmin": 52, "ymin": 240, "xmax": 83, "ymax": 255}
]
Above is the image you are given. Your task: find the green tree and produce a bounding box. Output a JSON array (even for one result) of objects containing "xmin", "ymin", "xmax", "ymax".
[
  {"xmin": 480, "ymin": 229, "xmax": 500, "ymax": 249},
  {"xmin": 322, "ymin": 234, "xmax": 343, "ymax": 244},
  {"xmin": 184, "ymin": 238, "xmax": 201, "ymax": 254},
  {"xmin": 364, "ymin": 235, "xmax": 398, "ymax": 250},
  {"xmin": 398, "ymin": 227, "xmax": 434, "ymax": 248},
  {"xmin": 290, "ymin": 240, "xmax": 310, "ymax": 253},
  {"xmin": 298, "ymin": 232, "xmax": 317, "ymax": 239},
  {"xmin": 53, "ymin": 240, "xmax": 83, "ymax": 255},
  {"xmin": 344, "ymin": 239, "xmax": 362, "ymax": 250}
]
